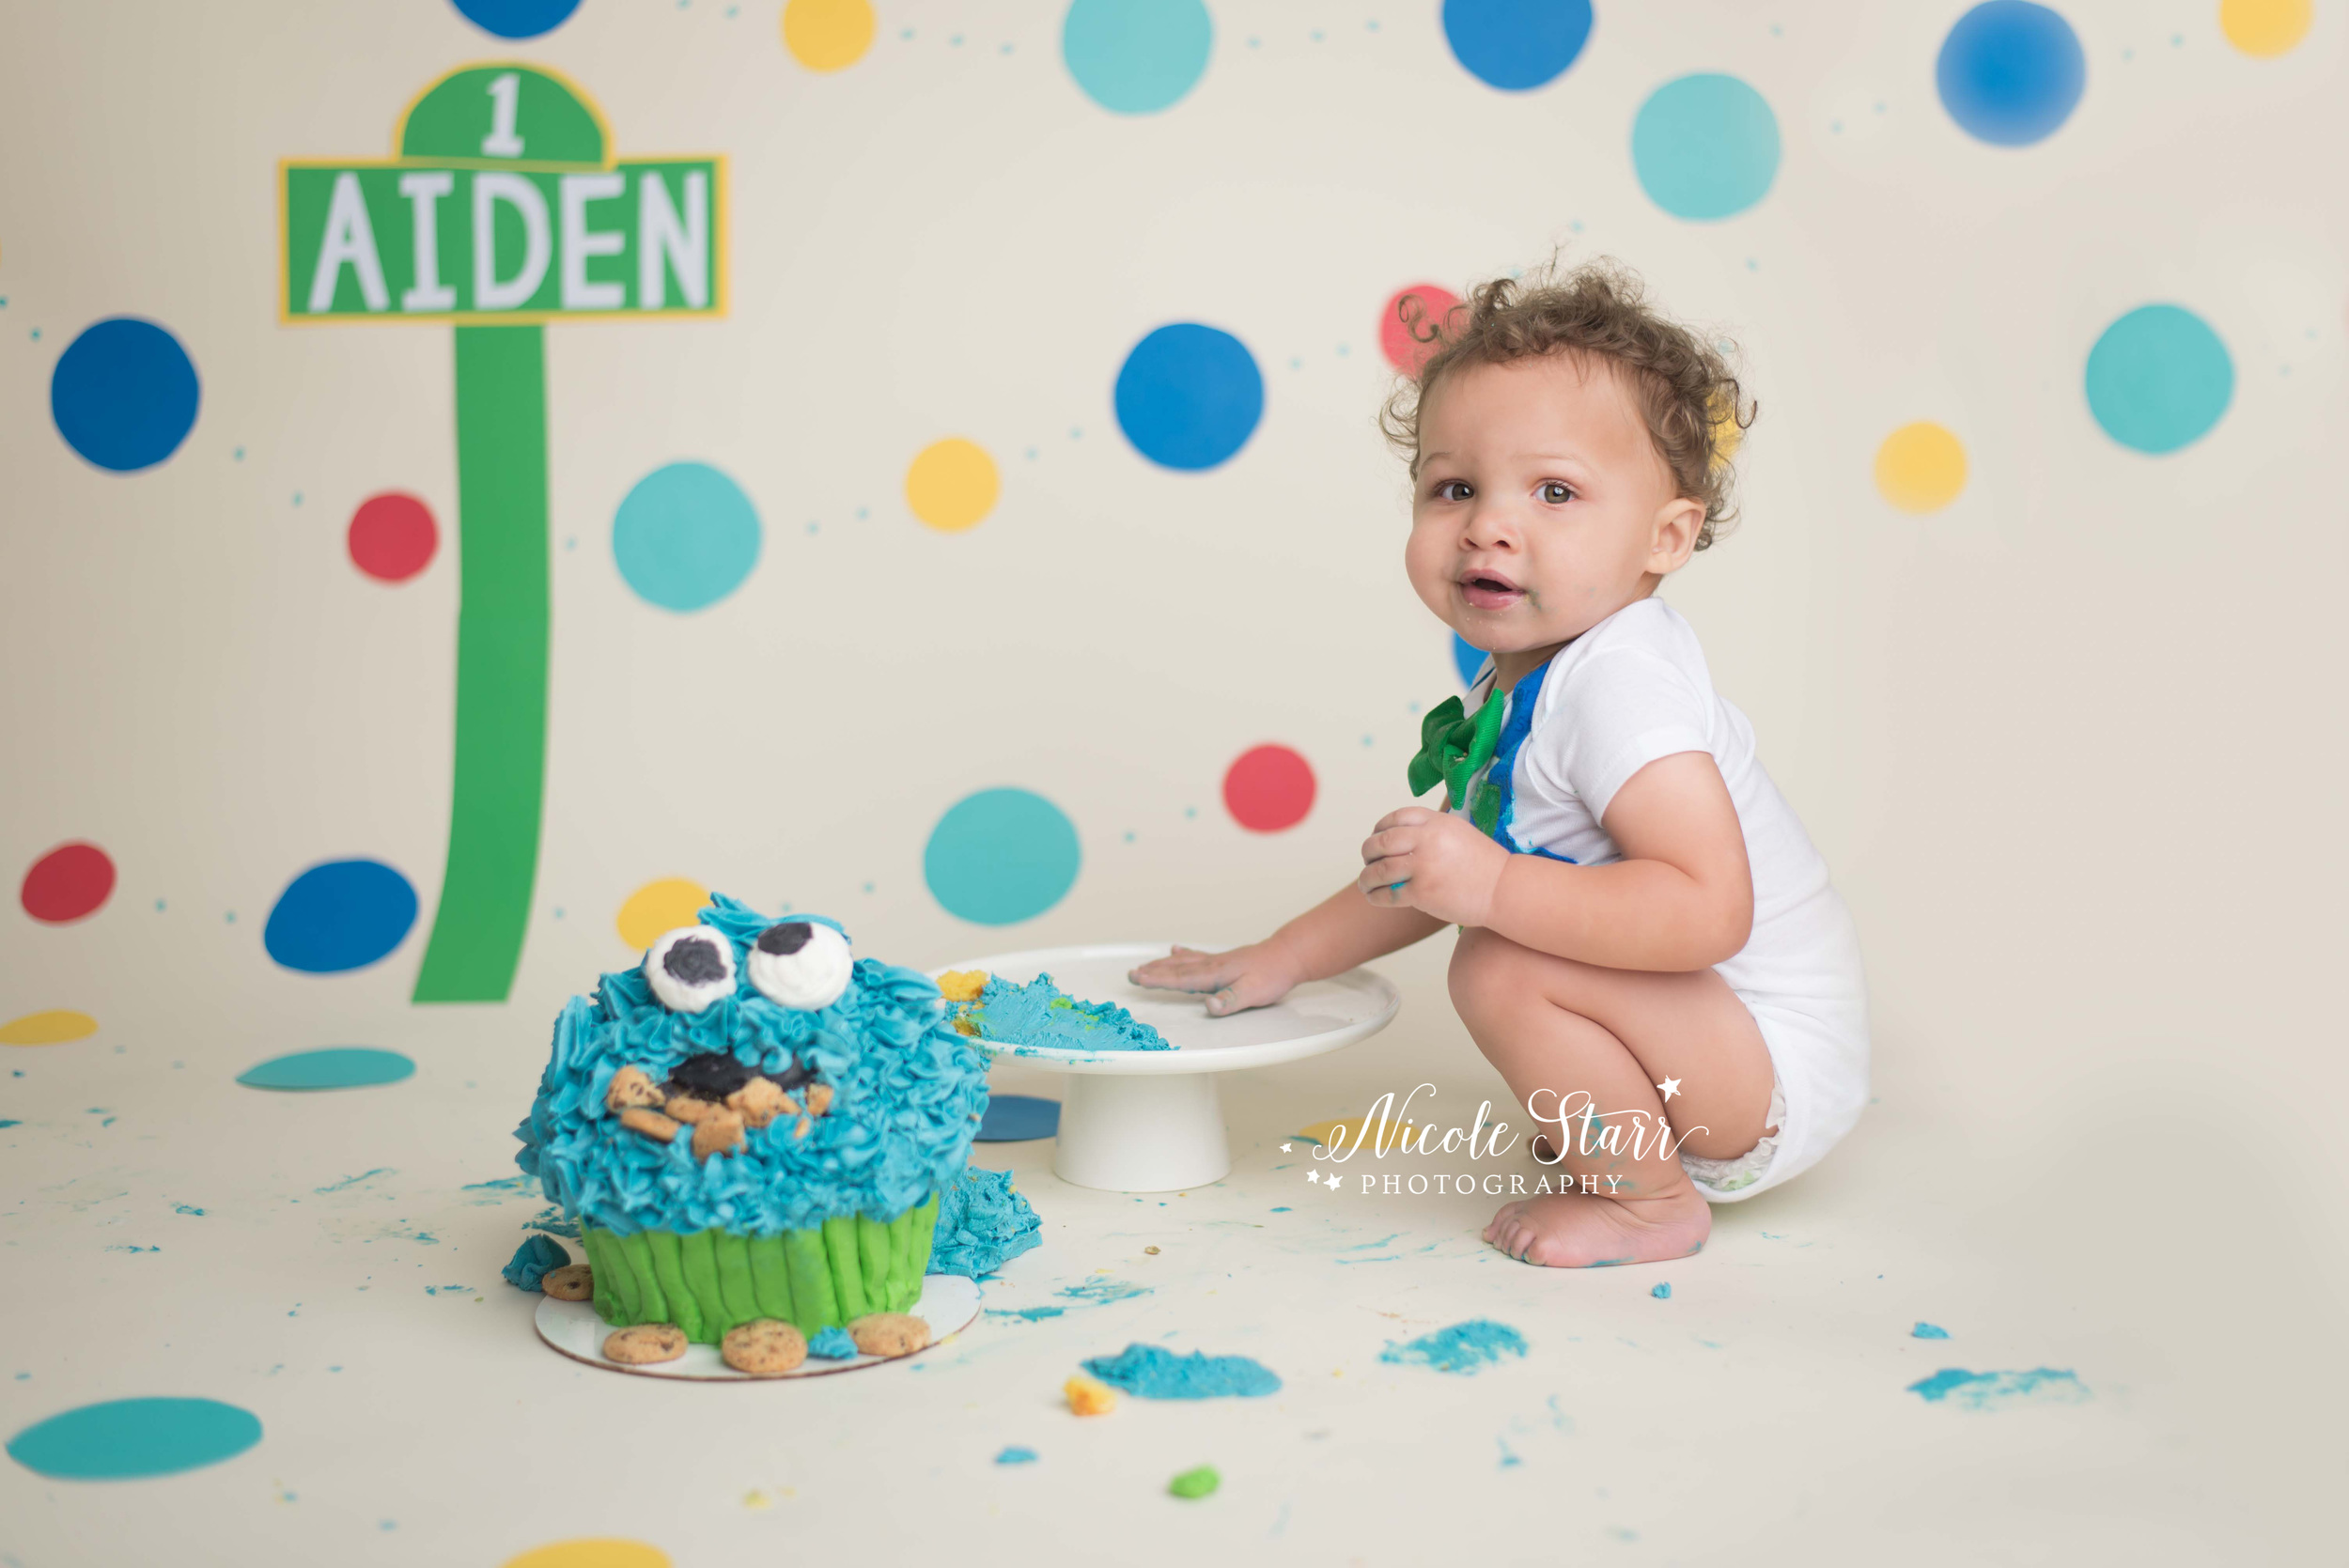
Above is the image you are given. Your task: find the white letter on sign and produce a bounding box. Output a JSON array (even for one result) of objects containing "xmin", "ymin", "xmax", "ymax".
[
  {"xmin": 474, "ymin": 173, "xmax": 552, "ymax": 312},
  {"xmin": 559, "ymin": 173, "xmax": 627, "ymax": 311},
  {"xmin": 397, "ymin": 171, "xmax": 458, "ymax": 313},
  {"xmin": 638, "ymin": 169, "xmax": 708, "ymax": 310},
  {"xmin": 307, "ymin": 172, "xmax": 389, "ymax": 314}
]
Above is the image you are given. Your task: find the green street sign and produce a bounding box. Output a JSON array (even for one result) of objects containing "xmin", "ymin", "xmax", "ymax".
[
  {"xmin": 278, "ymin": 63, "xmax": 727, "ymax": 1003},
  {"xmin": 282, "ymin": 65, "xmax": 725, "ymax": 322}
]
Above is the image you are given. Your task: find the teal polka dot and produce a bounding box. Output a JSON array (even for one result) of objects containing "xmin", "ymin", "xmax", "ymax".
[
  {"xmin": 925, "ymin": 788, "xmax": 1081, "ymax": 925},
  {"xmin": 2085, "ymin": 305, "xmax": 2232, "ymax": 455},
  {"xmin": 1064, "ymin": 0, "xmax": 1211, "ymax": 115},
  {"xmin": 613, "ymin": 462, "xmax": 761, "ymax": 612},
  {"xmin": 8, "ymin": 1398, "xmax": 261, "ymax": 1480},
  {"xmin": 1631, "ymin": 74, "xmax": 1781, "ymax": 221}
]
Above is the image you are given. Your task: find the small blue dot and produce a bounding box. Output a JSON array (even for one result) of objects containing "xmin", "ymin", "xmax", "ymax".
[
  {"xmin": 292, "ymin": 492, "xmax": 303, "ymax": 506},
  {"xmin": 1441, "ymin": 0, "xmax": 1593, "ymax": 91},
  {"xmin": 234, "ymin": 447, "xmax": 245, "ymax": 460},
  {"xmin": 1124, "ymin": 831, "xmax": 1137, "ymax": 843},
  {"xmin": 855, "ymin": 505, "xmax": 869, "ymax": 520},
  {"xmin": 1114, "ymin": 323, "xmax": 1265, "ymax": 470},
  {"xmin": 1936, "ymin": 2, "xmax": 2084, "ymax": 147}
]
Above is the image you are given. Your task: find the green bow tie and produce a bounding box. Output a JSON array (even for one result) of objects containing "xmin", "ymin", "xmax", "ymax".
[{"xmin": 1408, "ymin": 686, "xmax": 1506, "ymax": 821}]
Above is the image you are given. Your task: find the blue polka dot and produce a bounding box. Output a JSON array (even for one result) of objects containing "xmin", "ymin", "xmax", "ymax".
[
  {"xmin": 448, "ymin": 0, "xmax": 580, "ymax": 39},
  {"xmin": 977, "ymin": 1094, "xmax": 1062, "ymax": 1141},
  {"xmin": 1452, "ymin": 633, "xmax": 1486, "ymax": 688},
  {"xmin": 2085, "ymin": 305, "xmax": 2232, "ymax": 455},
  {"xmin": 1063, "ymin": 0, "xmax": 1212, "ymax": 114},
  {"xmin": 238, "ymin": 1048, "xmax": 417, "ymax": 1091},
  {"xmin": 8, "ymin": 1398, "xmax": 261, "ymax": 1480},
  {"xmin": 1114, "ymin": 324, "xmax": 1264, "ymax": 471},
  {"xmin": 1631, "ymin": 74, "xmax": 1781, "ymax": 221},
  {"xmin": 1441, "ymin": 0, "xmax": 1593, "ymax": 91},
  {"xmin": 925, "ymin": 788, "xmax": 1081, "ymax": 925},
  {"xmin": 50, "ymin": 318, "xmax": 200, "ymax": 473},
  {"xmin": 263, "ymin": 860, "xmax": 418, "ymax": 974},
  {"xmin": 1936, "ymin": 2, "xmax": 2085, "ymax": 147},
  {"xmin": 612, "ymin": 461, "xmax": 762, "ymax": 612}
]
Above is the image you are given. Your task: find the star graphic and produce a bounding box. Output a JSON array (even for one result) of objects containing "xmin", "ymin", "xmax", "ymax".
[
  {"xmin": 1656, "ymin": 1077, "xmax": 1682, "ymax": 1102},
  {"xmin": 1324, "ymin": 1178, "xmax": 1343, "ymax": 1199},
  {"xmin": 1279, "ymin": 1142, "xmax": 1293, "ymax": 1154},
  {"xmin": 1306, "ymin": 1171, "xmax": 1321, "ymax": 1184}
]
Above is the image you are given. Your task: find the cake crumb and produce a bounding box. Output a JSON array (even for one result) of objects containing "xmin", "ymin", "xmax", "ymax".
[
  {"xmin": 937, "ymin": 970, "xmax": 989, "ymax": 1002},
  {"xmin": 1066, "ymin": 1374, "xmax": 1117, "ymax": 1416},
  {"xmin": 605, "ymin": 1065, "xmax": 664, "ymax": 1110}
]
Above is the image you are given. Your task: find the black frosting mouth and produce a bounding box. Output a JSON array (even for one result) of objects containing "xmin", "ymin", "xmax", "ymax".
[{"xmin": 664, "ymin": 1049, "xmax": 817, "ymax": 1102}]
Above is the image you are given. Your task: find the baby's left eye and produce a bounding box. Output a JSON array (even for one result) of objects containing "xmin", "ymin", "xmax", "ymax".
[{"xmin": 1539, "ymin": 482, "xmax": 1575, "ymax": 504}]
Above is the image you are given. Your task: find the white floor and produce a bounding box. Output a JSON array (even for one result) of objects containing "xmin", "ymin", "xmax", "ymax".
[{"xmin": 1, "ymin": 936, "xmax": 2335, "ymax": 1564}]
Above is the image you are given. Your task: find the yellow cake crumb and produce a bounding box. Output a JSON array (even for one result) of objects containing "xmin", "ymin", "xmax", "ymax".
[
  {"xmin": 936, "ymin": 970, "xmax": 989, "ymax": 1002},
  {"xmin": 1066, "ymin": 1374, "xmax": 1117, "ymax": 1416}
]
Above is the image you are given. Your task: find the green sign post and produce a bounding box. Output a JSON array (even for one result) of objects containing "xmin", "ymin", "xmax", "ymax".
[{"xmin": 281, "ymin": 64, "xmax": 726, "ymax": 1002}]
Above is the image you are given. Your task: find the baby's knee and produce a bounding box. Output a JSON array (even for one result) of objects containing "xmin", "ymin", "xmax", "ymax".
[{"xmin": 1448, "ymin": 926, "xmax": 1532, "ymax": 1023}]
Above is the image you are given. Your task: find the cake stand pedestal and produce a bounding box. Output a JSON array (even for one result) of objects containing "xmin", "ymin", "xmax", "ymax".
[{"xmin": 934, "ymin": 943, "xmax": 1401, "ymax": 1193}]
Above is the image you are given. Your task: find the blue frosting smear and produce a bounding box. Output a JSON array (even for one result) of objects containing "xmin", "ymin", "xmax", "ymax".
[
  {"xmin": 514, "ymin": 894, "xmax": 989, "ymax": 1236},
  {"xmin": 1081, "ymin": 1343, "xmax": 1282, "ymax": 1399},
  {"xmin": 807, "ymin": 1326, "xmax": 858, "ymax": 1359},
  {"xmin": 967, "ymin": 973, "xmax": 1173, "ymax": 1052},
  {"xmin": 994, "ymin": 1445, "xmax": 1038, "ymax": 1465},
  {"xmin": 502, "ymin": 1234, "xmax": 569, "ymax": 1291},
  {"xmin": 1906, "ymin": 1368, "xmax": 2088, "ymax": 1409},
  {"xmin": 1912, "ymin": 1321, "xmax": 1951, "ymax": 1339},
  {"xmin": 928, "ymin": 1166, "xmax": 1041, "ymax": 1277},
  {"xmin": 1377, "ymin": 1319, "xmax": 1529, "ymax": 1374}
]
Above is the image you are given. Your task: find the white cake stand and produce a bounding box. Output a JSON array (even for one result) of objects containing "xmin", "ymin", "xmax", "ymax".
[{"xmin": 933, "ymin": 943, "xmax": 1400, "ymax": 1193}]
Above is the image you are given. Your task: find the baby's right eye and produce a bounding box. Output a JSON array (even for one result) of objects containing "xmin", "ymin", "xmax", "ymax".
[{"xmin": 1431, "ymin": 480, "xmax": 1472, "ymax": 502}]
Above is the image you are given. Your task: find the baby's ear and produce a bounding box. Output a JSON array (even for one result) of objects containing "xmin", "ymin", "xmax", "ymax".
[{"xmin": 1649, "ymin": 496, "xmax": 1706, "ymax": 573}]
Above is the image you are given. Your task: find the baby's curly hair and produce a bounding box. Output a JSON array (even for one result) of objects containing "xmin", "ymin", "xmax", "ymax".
[{"xmin": 1378, "ymin": 256, "xmax": 1754, "ymax": 550}]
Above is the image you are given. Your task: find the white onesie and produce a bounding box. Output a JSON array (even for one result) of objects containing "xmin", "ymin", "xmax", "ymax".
[{"xmin": 1459, "ymin": 595, "xmax": 1870, "ymax": 1202}]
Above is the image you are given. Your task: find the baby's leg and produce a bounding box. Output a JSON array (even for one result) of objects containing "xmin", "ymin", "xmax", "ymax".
[{"xmin": 1449, "ymin": 926, "xmax": 1776, "ymax": 1267}]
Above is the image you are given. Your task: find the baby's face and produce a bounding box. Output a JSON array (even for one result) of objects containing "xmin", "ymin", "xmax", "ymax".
[{"xmin": 1405, "ymin": 354, "xmax": 1700, "ymax": 662}]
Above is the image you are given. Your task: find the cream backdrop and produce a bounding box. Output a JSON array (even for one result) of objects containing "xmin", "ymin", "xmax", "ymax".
[{"xmin": 4, "ymin": 0, "xmax": 2345, "ymax": 1558}]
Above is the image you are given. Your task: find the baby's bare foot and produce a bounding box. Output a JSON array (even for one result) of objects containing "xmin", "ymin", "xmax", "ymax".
[{"xmin": 1483, "ymin": 1186, "xmax": 1709, "ymax": 1268}]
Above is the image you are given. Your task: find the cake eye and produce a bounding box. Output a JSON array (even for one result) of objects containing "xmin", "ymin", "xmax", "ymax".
[
  {"xmin": 643, "ymin": 927, "xmax": 738, "ymax": 1013},
  {"xmin": 746, "ymin": 920, "xmax": 853, "ymax": 1010}
]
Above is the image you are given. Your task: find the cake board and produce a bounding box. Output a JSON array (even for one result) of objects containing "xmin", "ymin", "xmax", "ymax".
[
  {"xmin": 534, "ymin": 1273, "xmax": 984, "ymax": 1380},
  {"xmin": 933, "ymin": 943, "xmax": 1400, "ymax": 1193}
]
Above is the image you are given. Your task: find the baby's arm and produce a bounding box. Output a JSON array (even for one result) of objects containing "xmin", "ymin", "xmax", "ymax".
[
  {"xmin": 1359, "ymin": 751, "xmax": 1753, "ymax": 972},
  {"xmin": 1128, "ymin": 885, "xmax": 1444, "ymax": 1015}
]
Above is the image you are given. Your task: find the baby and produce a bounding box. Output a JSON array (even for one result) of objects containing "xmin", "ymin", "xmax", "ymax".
[{"xmin": 1133, "ymin": 260, "xmax": 1868, "ymax": 1267}]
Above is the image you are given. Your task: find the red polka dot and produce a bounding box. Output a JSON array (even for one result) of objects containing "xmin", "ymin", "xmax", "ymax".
[
  {"xmin": 21, "ymin": 842, "xmax": 115, "ymax": 924},
  {"xmin": 1223, "ymin": 745, "xmax": 1316, "ymax": 833},
  {"xmin": 1379, "ymin": 284, "xmax": 1462, "ymax": 376},
  {"xmin": 349, "ymin": 492, "xmax": 438, "ymax": 583}
]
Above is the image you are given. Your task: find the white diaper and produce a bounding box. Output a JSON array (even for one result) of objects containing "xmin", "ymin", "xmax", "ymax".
[
  {"xmin": 1682, "ymin": 990, "xmax": 1871, "ymax": 1203},
  {"xmin": 1679, "ymin": 1073, "xmax": 1788, "ymax": 1198}
]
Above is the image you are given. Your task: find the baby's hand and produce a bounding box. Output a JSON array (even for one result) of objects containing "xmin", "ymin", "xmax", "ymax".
[
  {"xmin": 1128, "ymin": 943, "xmax": 1302, "ymax": 1017},
  {"xmin": 1358, "ymin": 807, "xmax": 1509, "ymax": 927}
]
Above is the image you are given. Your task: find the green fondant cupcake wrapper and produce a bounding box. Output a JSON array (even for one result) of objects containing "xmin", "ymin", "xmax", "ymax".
[{"xmin": 582, "ymin": 1196, "xmax": 939, "ymax": 1343}]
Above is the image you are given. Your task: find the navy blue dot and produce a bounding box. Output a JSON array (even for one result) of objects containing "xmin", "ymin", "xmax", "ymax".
[
  {"xmin": 1114, "ymin": 324, "xmax": 1265, "ymax": 471},
  {"xmin": 51, "ymin": 318, "xmax": 201, "ymax": 474},
  {"xmin": 1452, "ymin": 633, "xmax": 1486, "ymax": 687},
  {"xmin": 263, "ymin": 860, "xmax": 418, "ymax": 973},
  {"xmin": 1936, "ymin": 2, "xmax": 2085, "ymax": 147},
  {"xmin": 448, "ymin": 0, "xmax": 580, "ymax": 39},
  {"xmin": 1441, "ymin": 0, "xmax": 1593, "ymax": 91}
]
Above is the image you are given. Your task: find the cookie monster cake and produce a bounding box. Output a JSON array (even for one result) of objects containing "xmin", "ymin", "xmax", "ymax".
[{"xmin": 515, "ymin": 895, "xmax": 989, "ymax": 1355}]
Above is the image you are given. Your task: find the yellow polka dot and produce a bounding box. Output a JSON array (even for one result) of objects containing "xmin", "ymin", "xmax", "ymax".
[
  {"xmin": 905, "ymin": 439, "xmax": 1001, "ymax": 533},
  {"xmin": 782, "ymin": 0, "xmax": 876, "ymax": 72},
  {"xmin": 0, "ymin": 1010, "xmax": 97, "ymax": 1047},
  {"xmin": 1710, "ymin": 400, "xmax": 1744, "ymax": 465},
  {"xmin": 2220, "ymin": 0, "xmax": 2311, "ymax": 56},
  {"xmin": 502, "ymin": 1543, "xmax": 670, "ymax": 1568},
  {"xmin": 1874, "ymin": 422, "xmax": 1968, "ymax": 513},
  {"xmin": 614, "ymin": 878, "xmax": 710, "ymax": 953}
]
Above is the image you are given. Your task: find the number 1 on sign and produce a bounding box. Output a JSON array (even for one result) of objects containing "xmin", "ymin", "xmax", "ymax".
[{"xmin": 482, "ymin": 72, "xmax": 523, "ymax": 158}]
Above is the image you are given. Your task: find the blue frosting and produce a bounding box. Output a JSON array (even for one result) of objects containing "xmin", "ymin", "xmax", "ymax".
[
  {"xmin": 807, "ymin": 1325, "xmax": 858, "ymax": 1359},
  {"xmin": 994, "ymin": 1446, "xmax": 1038, "ymax": 1465},
  {"xmin": 1377, "ymin": 1319, "xmax": 1529, "ymax": 1374},
  {"xmin": 928, "ymin": 1167, "xmax": 1041, "ymax": 1277},
  {"xmin": 968, "ymin": 973, "xmax": 1173, "ymax": 1052},
  {"xmin": 1906, "ymin": 1367, "xmax": 2088, "ymax": 1408},
  {"xmin": 514, "ymin": 894, "xmax": 989, "ymax": 1235},
  {"xmin": 1081, "ymin": 1343, "xmax": 1282, "ymax": 1399},
  {"xmin": 502, "ymin": 1234, "xmax": 569, "ymax": 1291}
]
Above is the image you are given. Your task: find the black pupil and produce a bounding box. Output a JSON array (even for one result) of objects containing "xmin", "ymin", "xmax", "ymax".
[
  {"xmin": 662, "ymin": 939, "xmax": 729, "ymax": 986},
  {"xmin": 757, "ymin": 922, "xmax": 814, "ymax": 956}
]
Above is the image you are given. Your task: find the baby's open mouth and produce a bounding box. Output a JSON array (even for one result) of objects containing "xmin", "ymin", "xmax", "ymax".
[{"xmin": 1458, "ymin": 569, "xmax": 1525, "ymax": 611}]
